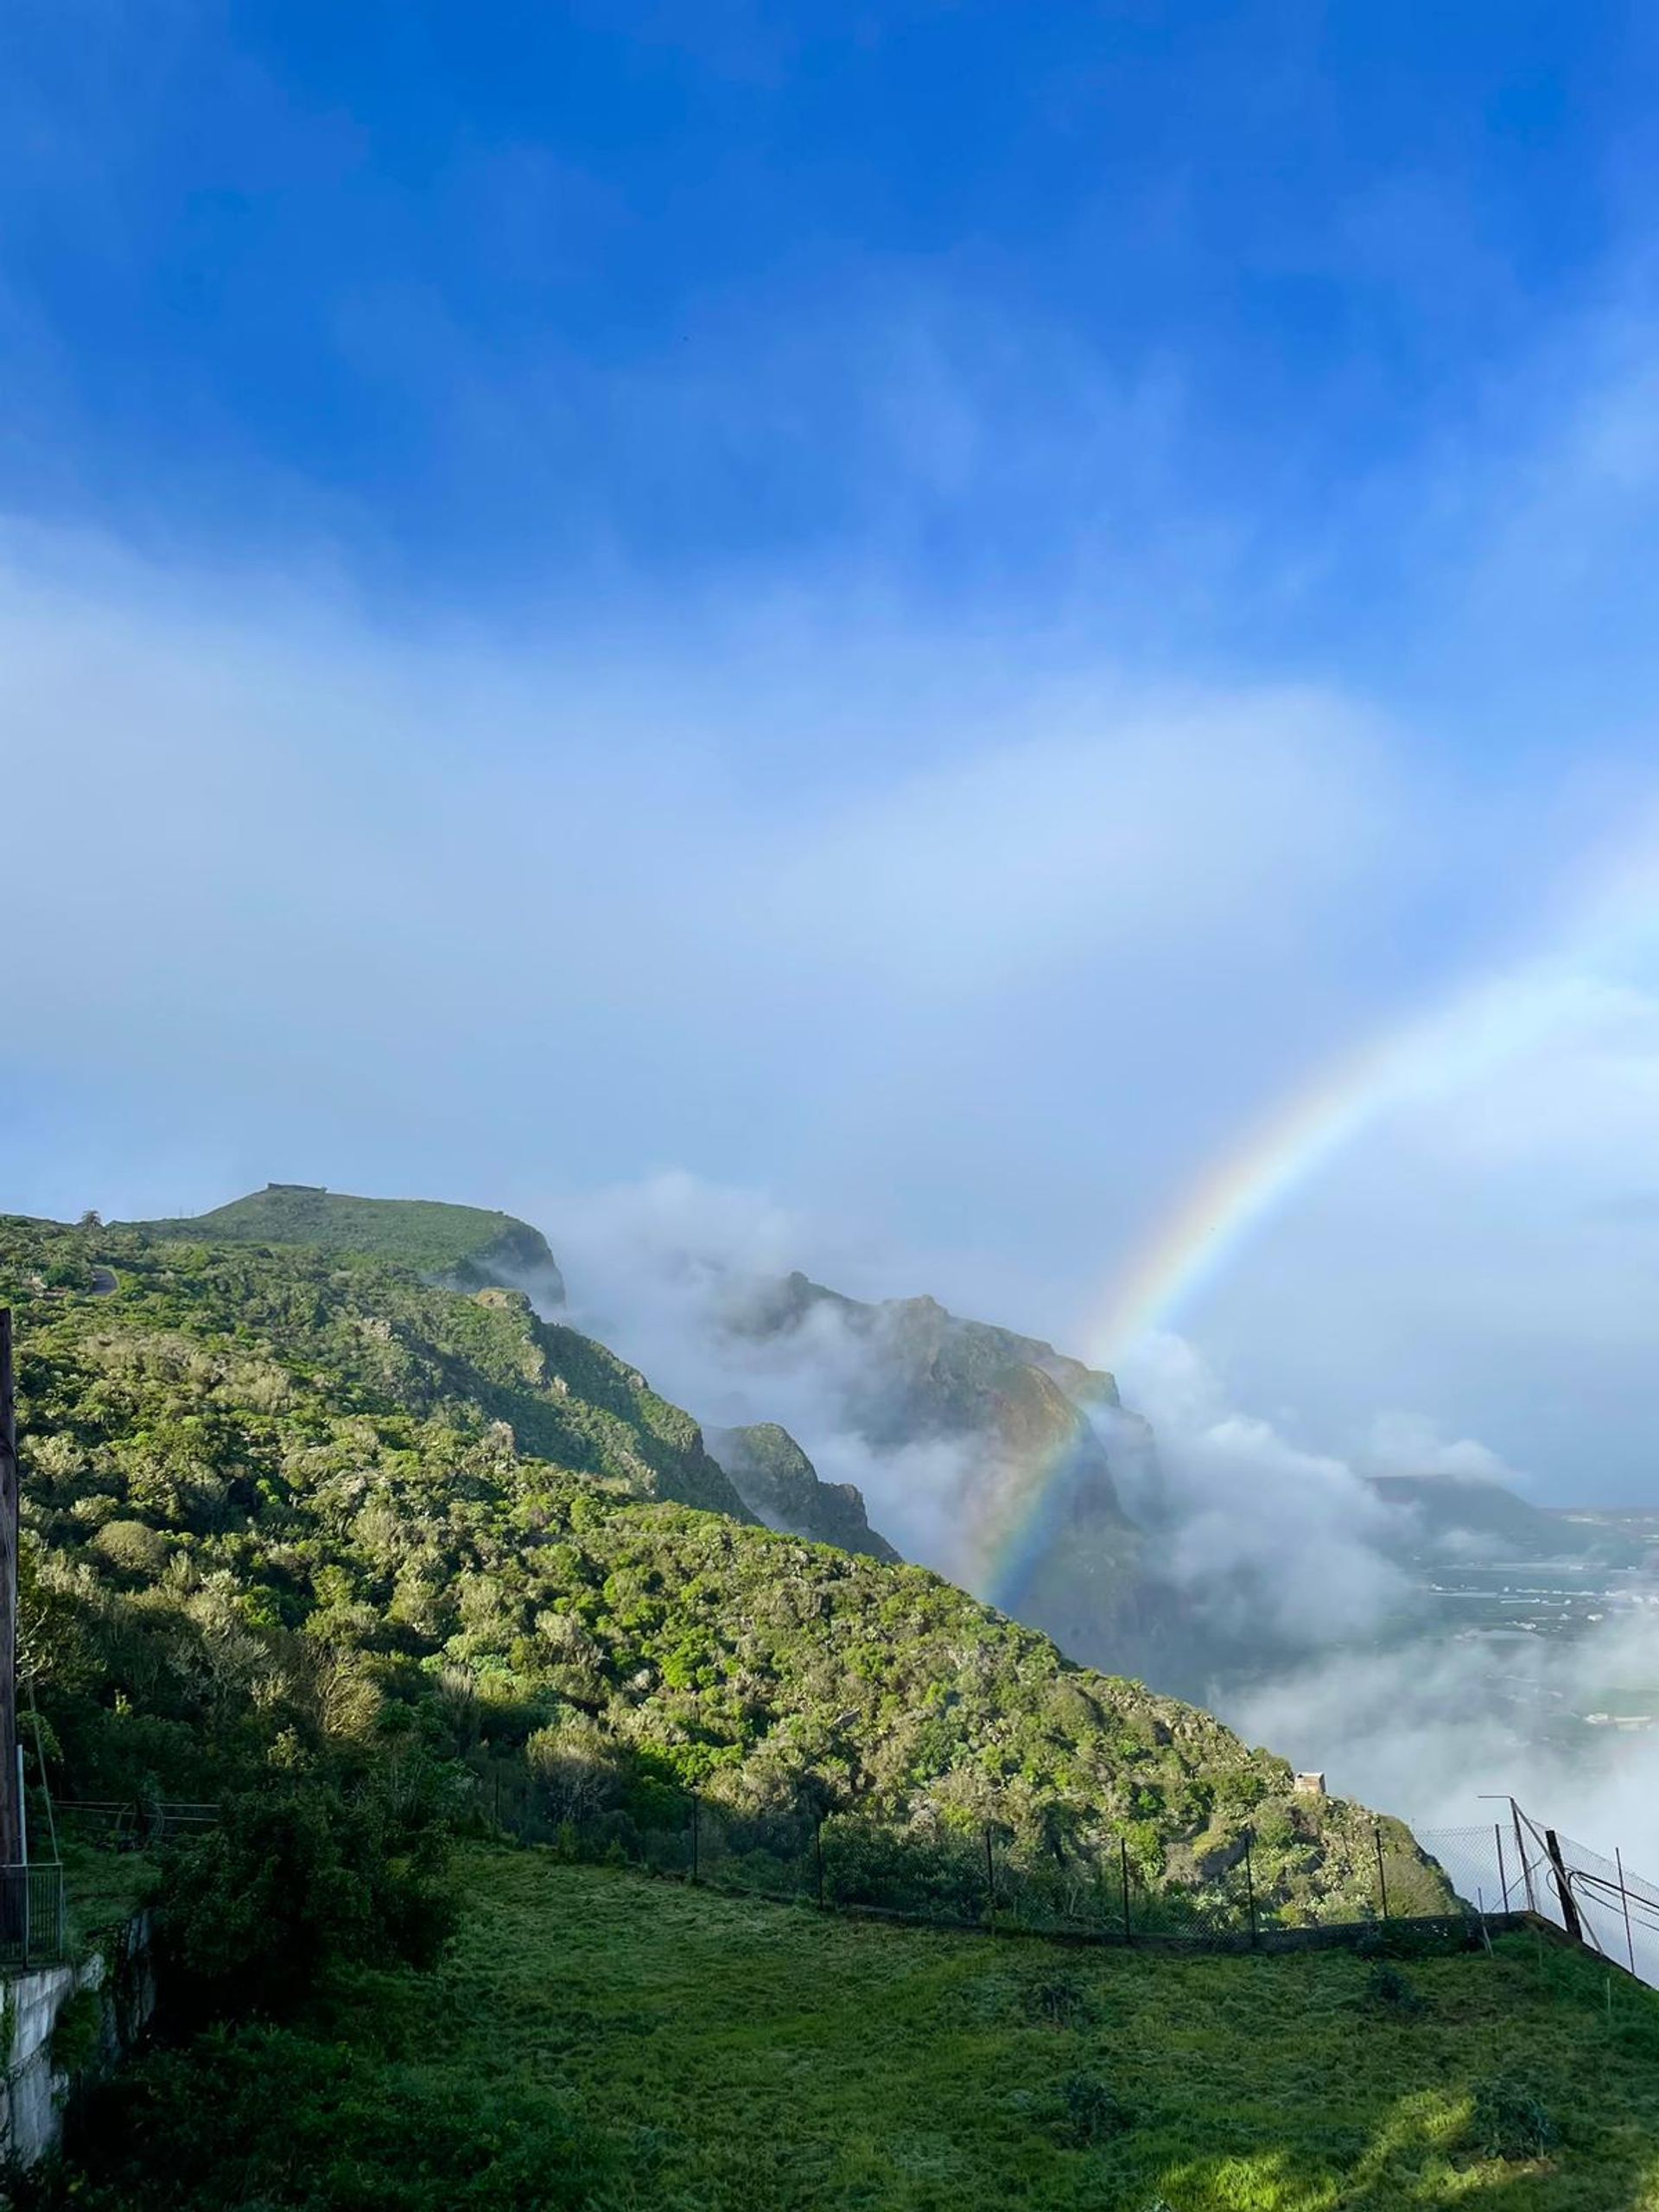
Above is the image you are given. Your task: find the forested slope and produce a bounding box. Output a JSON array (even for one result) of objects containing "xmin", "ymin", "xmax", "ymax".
[{"xmin": 5, "ymin": 1214, "xmax": 1421, "ymax": 1916}]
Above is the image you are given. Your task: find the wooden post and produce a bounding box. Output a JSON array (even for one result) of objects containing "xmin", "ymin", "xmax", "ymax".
[
  {"xmin": 1543, "ymin": 1828, "xmax": 1582, "ymax": 1944},
  {"xmin": 0, "ymin": 1312, "xmax": 21, "ymax": 1872},
  {"xmin": 1495, "ymin": 1821, "xmax": 1510, "ymax": 1913},
  {"xmin": 1373, "ymin": 1824, "xmax": 1389, "ymax": 1923}
]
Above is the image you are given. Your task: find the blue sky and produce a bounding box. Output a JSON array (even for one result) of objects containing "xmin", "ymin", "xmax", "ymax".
[
  {"xmin": 8, "ymin": 3, "xmax": 1659, "ymax": 1494},
  {"xmin": 3, "ymin": 3, "xmax": 1643, "ymax": 643}
]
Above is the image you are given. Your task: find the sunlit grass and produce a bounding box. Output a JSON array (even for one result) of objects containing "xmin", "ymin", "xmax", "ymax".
[{"xmin": 322, "ymin": 1847, "xmax": 1659, "ymax": 2210}]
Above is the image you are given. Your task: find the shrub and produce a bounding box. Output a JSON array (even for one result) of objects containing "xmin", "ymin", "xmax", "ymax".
[
  {"xmin": 821, "ymin": 1817, "xmax": 987, "ymax": 1922},
  {"xmin": 157, "ymin": 1782, "xmax": 457, "ymax": 2020},
  {"xmin": 1365, "ymin": 1963, "xmax": 1423, "ymax": 2014},
  {"xmin": 48, "ymin": 1987, "xmax": 105, "ymax": 2079},
  {"xmin": 88, "ymin": 1521, "xmax": 172, "ymax": 1580},
  {"xmin": 1052, "ymin": 2071, "xmax": 1129, "ymax": 2147},
  {"xmin": 1020, "ymin": 1974, "xmax": 1097, "ymax": 2030},
  {"xmin": 1469, "ymin": 2076, "xmax": 1559, "ymax": 2161},
  {"xmin": 12, "ymin": 2024, "xmax": 614, "ymax": 2211}
]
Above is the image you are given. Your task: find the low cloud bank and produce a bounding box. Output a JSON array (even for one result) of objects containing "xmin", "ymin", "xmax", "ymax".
[
  {"xmin": 1224, "ymin": 1618, "xmax": 1659, "ymax": 1868},
  {"xmin": 539, "ymin": 1173, "xmax": 983, "ymax": 1574},
  {"xmin": 1116, "ymin": 1333, "xmax": 1408, "ymax": 1649},
  {"xmin": 1122, "ymin": 1337, "xmax": 1659, "ymax": 1859}
]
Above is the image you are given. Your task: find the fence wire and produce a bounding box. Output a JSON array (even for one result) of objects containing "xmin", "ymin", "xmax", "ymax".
[
  {"xmin": 1505, "ymin": 1806, "xmax": 1659, "ymax": 1986},
  {"xmin": 480, "ymin": 1760, "xmax": 1509, "ymax": 1953},
  {"xmin": 54, "ymin": 1769, "xmax": 1659, "ymax": 1987}
]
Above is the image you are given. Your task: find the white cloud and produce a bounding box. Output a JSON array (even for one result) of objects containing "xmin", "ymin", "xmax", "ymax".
[
  {"xmin": 1119, "ymin": 1333, "xmax": 1405, "ymax": 1648},
  {"xmin": 0, "ymin": 524, "xmax": 1414, "ymax": 1256},
  {"xmin": 1227, "ymin": 1613, "xmax": 1659, "ymax": 1869},
  {"xmin": 1363, "ymin": 1414, "xmax": 1523, "ymax": 1487},
  {"xmin": 7, "ymin": 480, "xmax": 1659, "ymax": 1516}
]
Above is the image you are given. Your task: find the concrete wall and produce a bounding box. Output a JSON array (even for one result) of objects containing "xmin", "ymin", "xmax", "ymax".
[{"xmin": 1, "ymin": 1912, "xmax": 155, "ymax": 2168}]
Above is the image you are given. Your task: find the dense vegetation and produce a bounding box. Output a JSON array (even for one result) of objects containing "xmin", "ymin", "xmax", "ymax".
[
  {"xmin": 2, "ymin": 1211, "xmax": 1421, "ymax": 1917},
  {"xmin": 29, "ymin": 1853, "xmax": 1659, "ymax": 2211}
]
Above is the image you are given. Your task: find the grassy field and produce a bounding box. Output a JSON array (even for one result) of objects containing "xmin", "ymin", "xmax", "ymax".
[{"xmin": 289, "ymin": 1847, "xmax": 1659, "ymax": 2212}]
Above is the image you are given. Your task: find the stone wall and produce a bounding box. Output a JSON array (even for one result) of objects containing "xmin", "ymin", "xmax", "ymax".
[{"xmin": 1, "ymin": 1911, "xmax": 155, "ymax": 2168}]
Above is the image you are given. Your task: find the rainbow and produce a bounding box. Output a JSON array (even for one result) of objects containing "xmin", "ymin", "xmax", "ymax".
[
  {"xmin": 1082, "ymin": 963, "xmax": 1589, "ymax": 1362},
  {"xmin": 981, "ymin": 830, "xmax": 1659, "ymax": 1612}
]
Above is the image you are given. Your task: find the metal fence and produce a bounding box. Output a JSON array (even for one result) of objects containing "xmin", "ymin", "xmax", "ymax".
[
  {"xmin": 482, "ymin": 1764, "xmax": 1504, "ymax": 1952},
  {"xmin": 1389, "ymin": 1821, "xmax": 1521, "ymax": 1925},
  {"xmin": 47, "ymin": 1770, "xmax": 1659, "ymax": 1988},
  {"xmin": 0, "ymin": 1862, "xmax": 67, "ymax": 1970},
  {"xmin": 1495, "ymin": 1802, "xmax": 1659, "ymax": 1989},
  {"xmin": 54, "ymin": 1799, "xmax": 219, "ymax": 1852}
]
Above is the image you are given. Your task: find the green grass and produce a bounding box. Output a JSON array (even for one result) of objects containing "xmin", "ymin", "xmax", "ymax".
[
  {"xmin": 126, "ymin": 1185, "xmax": 558, "ymax": 1281},
  {"xmin": 301, "ymin": 1847, "xmax": 1659, "ymax": 2211},
  {"xmin": 60, "ymin": 1836, "xmax": 158, "ymax": 1956}
]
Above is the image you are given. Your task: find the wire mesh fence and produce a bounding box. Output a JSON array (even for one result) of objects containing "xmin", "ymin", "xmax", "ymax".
[
  {"xmin": 1399, "ymin": 1822, "xmax": 1516, "ymax": 1920},
  {"xmin": 1501, "ymin": 1804, "xmax": 1659, "ymax": 1987},
  {"xmin": 54, "ymin": 1799, "xmax": 219, "ymax": 1852},
  {"xmin": 480, "ymin": 1759, "xmax": 1509, "ymax": 1953},
  {"xmin": 43, "ymin": 1764, "xmax": 1659, "ymax": 1990}
]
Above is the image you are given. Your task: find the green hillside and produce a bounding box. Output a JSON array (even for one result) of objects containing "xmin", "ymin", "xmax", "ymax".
[
  {"xmin": 42, "ymin": 1851, "xmax": 1659, "ymax": 2211},
  {"xmin": 3, "ymin": 1213, "xmax": 1410, "ymax": 1912},
  {"xmin": 129, "ymin": 1182, "xmax": 566, "ymax": 1296}
]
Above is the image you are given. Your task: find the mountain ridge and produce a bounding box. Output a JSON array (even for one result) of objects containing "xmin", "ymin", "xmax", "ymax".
[
  {"xmin": 725, "ymin": 1268, "xmax": 1153, "ymax": 1662},
  {"xmin": 2, "ymin": 1205, "xmax": 1427, "ymax": 1918},
  {"xmin": 1367, "ymin": 1471, "xmax": 1632, "ymax": 1562}
]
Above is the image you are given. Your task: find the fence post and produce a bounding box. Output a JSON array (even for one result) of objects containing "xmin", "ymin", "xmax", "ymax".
[
  {"xmin": 1494, "ymin": 1821, "xmax": 1509, "ymax": 1913},
  {"xmin": 1512, "ymin": 1800, "xmax": 1537, "ymax": 1914},
  {"xmin": 1373, "ymin": 1824, "xmax": 1389, "ymax": 1924},
  {"xmin": 1119, "ymin": 1835, "xmax": 1131, "ymax": 1944},
  {"xmin": 983, "ymin": 1823, "xmax": 995, "ymax": 1932},
  {"xmin": 690, "ymin": 1792, "xmax": 700, "ymax": 1884},
  {"xmin": 1543, "ymin": 1828, "xmax": 1582, "ymax": 1944},
  {"xmin": 1617, "ymin": 1847, "xmax": 1637, "ymax": 1976},
  {"xmin": 815, "ymin": 1814, "xmax": 825, "ymax": 1910},
  {"xmin": 1243, "ymin": 1830, "xmax": 1257, "ymax": 1947}
]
